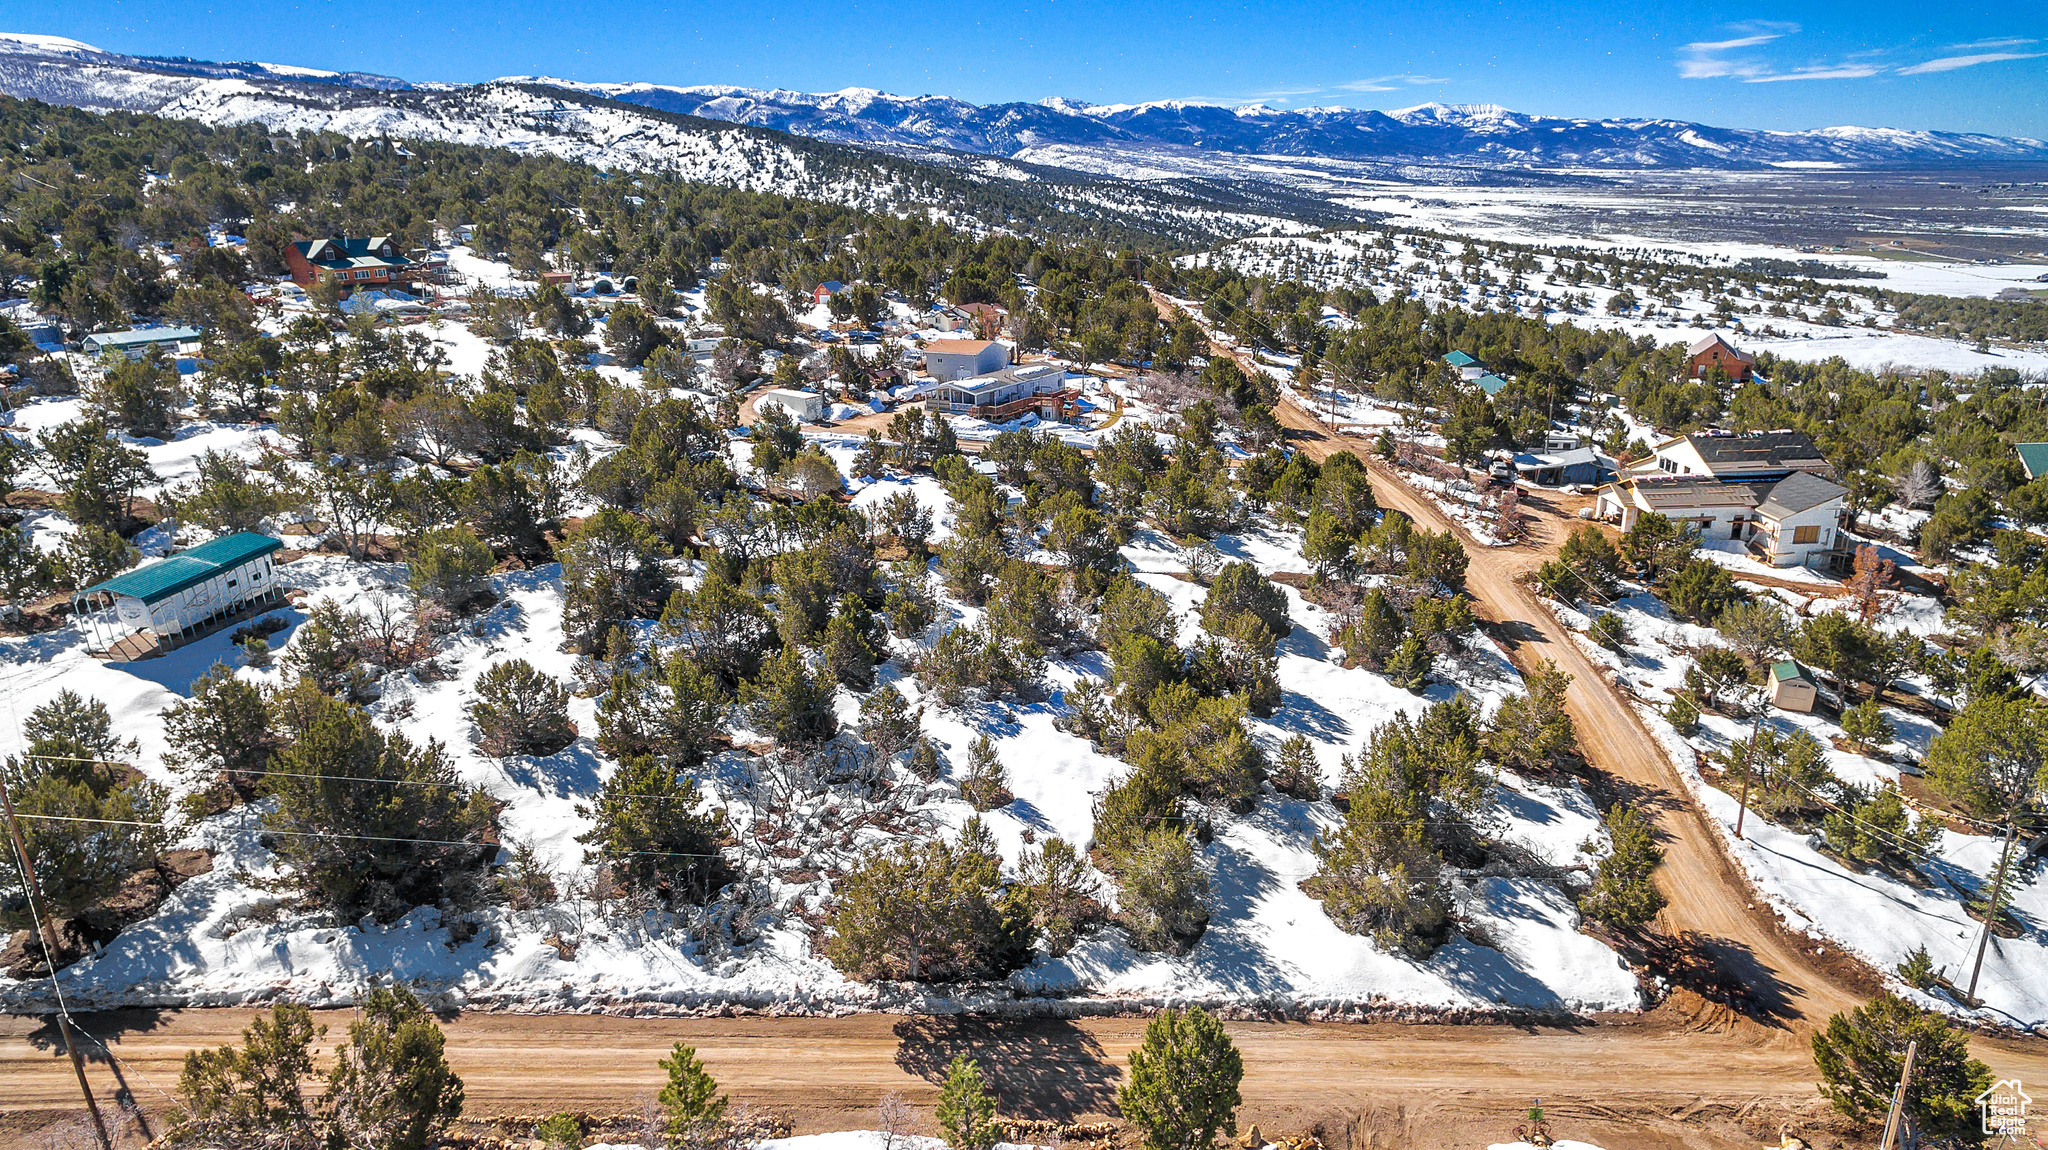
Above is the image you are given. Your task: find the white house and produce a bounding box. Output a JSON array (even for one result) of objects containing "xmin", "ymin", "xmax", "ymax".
[
  {"xmin": 73, "ymin": 532, "xmax": 284, "ymax": 657},
  {"xmin": 756, "ymin": 388, "xmax": 824, "ymax": 422},
  {"xmin": 1595, "ymin": 469, "xmax": 1851, "ymax": 569},
  {"xmin": 916, "ymin": 363, "xmax": 1076, "ymax": 418},
  {"xmin": 81, "ymin": 326, "xmax": 204, "ymax": 360},
  {"xmin": 921, "ymin": 339, "xmax": 1009, "ymax": 381}
]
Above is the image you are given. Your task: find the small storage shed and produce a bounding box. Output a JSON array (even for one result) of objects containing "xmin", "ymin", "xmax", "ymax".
[
  {"xmin": 1769, "ymin": 659, "xmax": 1818, "ymax": 713},
  {"xmin": 756, "ymin": 388, "xmax": 823, "ymax": 422},
  {"xmin": 74, "ymin": 532, "xmax": 284, "ymax": 657}
]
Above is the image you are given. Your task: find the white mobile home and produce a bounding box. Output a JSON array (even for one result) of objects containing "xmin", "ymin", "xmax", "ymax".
[
  {"xmin": 756, "ymin": 388, "xmax": 824, "ymax": 422},
  {"xmin": 74, "ymin": 532, "xmax": 284, "ymax": 657}
]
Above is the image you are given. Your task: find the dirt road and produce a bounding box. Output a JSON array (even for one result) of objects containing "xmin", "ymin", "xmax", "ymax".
[
  {"xmin": 1147, "ymin": 287, "xmax": 1869, "ymax": 1024},
  {"xmin": 8, "ymin": 1004, "xmax": 2048, "ymax": 1149}
]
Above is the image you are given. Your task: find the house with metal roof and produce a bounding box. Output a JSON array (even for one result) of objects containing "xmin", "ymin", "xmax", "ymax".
[
  {"xmin": 81, "ymin": 326, "xmax": 204, "ymax": 360},
  {"xmin": 920, "ymin": 339, "xmax": 1009, "ymax": 381},
  {"xmin": 915, "ymin": 363, "xmax": 1078, "ymax": 420},
  {"xmin": 73, "ymin": 532, "xmax": 284, "ymax": 659},
  {"xmin": 1635, "ymin": 429, "xmax": 1834, "ymax": 483},
  {"xmin": 285, "ymin": 235, "xmax": 416, "ymax": 296},
  {"xmin": 2017, "ymin": 442, "xmax": 2048, "ymax": 481},
  {"xmin": 1594, "ymin": 468, "xmax": 1850, "ymax": 569}
]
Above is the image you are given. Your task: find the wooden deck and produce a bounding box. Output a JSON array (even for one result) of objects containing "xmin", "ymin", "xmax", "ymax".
[{"xmin": 95, "ymin": 589, "xmax": 286, "ymax": 663}]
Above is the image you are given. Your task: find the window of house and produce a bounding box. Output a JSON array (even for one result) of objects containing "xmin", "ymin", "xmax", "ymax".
[{"xmin": 1792, "ymin": 525, "xmax": 1820, "ymax": 545}]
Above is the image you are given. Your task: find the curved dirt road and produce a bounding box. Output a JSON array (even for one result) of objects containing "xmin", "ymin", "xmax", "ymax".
[{"xmin": 1148, "ymin": 286, "xmax": 1868, "ymax": 1023}]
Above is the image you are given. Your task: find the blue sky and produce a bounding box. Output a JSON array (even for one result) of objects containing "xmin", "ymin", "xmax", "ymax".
[{"xmin": 12, "ymin": 0, "xmax": 2048, "ymax": 136}]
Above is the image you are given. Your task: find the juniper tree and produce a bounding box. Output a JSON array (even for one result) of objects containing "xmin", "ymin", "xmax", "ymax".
[
  {"xmin": 825, "ymin": 819, "xmax": 1025, "ymax": 982},
  {"xmin": 167, "ymin": 1003, "xmax": 324, "ymax": 1149},
  {"xmin": 323, "ymin": 986, "xmax": 465, "ymax": 1150},
  {"xmin": 559, "ymin": 508, "xmax": 673, "ymax": 652},
  {"xmin": 1116, "ymin": 828, "xmax": 1209, "ymax": 954},
  {"xmin": 745, "ymin": 645, "xmax": 836, "ymax": 748},
  {"xmin": 1199, "ymin": 561, "xmax": 1291, "ymax": 646},
  {"xmin": 1579, "ymin": 803, "xmax": 1666, "ymax": 930},
  {"xmin": 470, "ymin": 659, "xmax": 577, "ymax": 757},
  {"xmin": 162, "ymin": 661, "xmax": 274, "ymax": 811},
  {"xmin": 858, "ymin": 685, "xmax": 920, "ymax": 760},
  {"xmin": 1015, "ymin": 836, "xmax": 1100, "ymax": 957},
  {"xmin": 407, "ymin": 526, "xmax": 495, "ymax": 612},
  {"xmin": 577, "ymin": 755, "xmax": 730, "ymax": 905},
  {"xmin": 263, "ymin": 693, "xmax": 496, "ymax": 921},
  {"xmin": 1117, "ymin": 1008, "xmax": 1244, "ymax": 1150}
]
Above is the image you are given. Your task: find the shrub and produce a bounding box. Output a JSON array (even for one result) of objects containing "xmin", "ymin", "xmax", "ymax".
[
  {"xmin": 745, "ymin": 645, "xmax": 837, "ymax": 748},
  {"xmin": 1269, "ymin": 734, "xmax": 1322, "ymax": 800},
  {"xmin": 1116, "ymin": 829, "xmax": 1210, "ymax": 954},
  {"xmin": 559, "ymin": 508, "xmax": 673, "ymax": 652},
  {"xmin": 1117, "ymin": 1008, "xmax": 1244, "ymax": 1150},
  {"xmin": 470, "ymin": 659, "xmax": 577, "ymax": 757},
  {"xmin": 162, "ymin": 662, "xmax": 274, "ymax": 812},
  {"xmin": 958, "ymin": 735, "xmax": 1012, "ymax": 811},
  {"xmin": 535, "ymin": 1113, "xmax": 583, "ymax": 1149},
  {"xmin": 408, "ymin": 526, "xmax": 495, "ymax": 611}
]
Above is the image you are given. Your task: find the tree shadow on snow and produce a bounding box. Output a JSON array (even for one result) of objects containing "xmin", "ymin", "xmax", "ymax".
[
  {"xmin": 1269, "ymin": 692, "xmax": 1352, "ymax": 742},
  {"xmin": 500, "ymin": 738, "xmax": 607, "ymax": 800},
  {"xmin": 892, "ymin": 1015, "xmax": 1121, "ymax": 1121}
]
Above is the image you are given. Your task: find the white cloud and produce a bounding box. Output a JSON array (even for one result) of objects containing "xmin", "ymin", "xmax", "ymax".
[
  {"xmin": 1747, "ymin": 63, "xmax": 1888, "ymax": 82},
  {"xmin": 1336, "ymin": 74, "xmax": 1449, "ymax": 92},
  {"xmin": 1944, "ymin": 37, "xmax": 2037, "ymax": 51},
  {"xmin": 1898, "ymin": 51, "xmax": 2046, "ymax": 75},
  {"xmin": 1677, "ymin": 22, "xmax": 1799, "ymax": 80}
]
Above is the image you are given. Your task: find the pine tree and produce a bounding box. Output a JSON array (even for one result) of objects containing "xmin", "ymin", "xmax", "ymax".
[
  {"xmin": 323, "ymin": 986, "xmax": 464, "ymax": 1150},
  {"xmin": 657, "ymin": 1042, "xmax": 730, "ymax": 1150},
  {"xmin": 577, "ymin": 755, "xmax": 730, "ymax": 906},
  {"xmin": 1812, "ymin": 993, "xmax": 1991, "ymax": 1142},
  {"xmin": 469, "ymin": 659, "xmax": 578, "ymax": 756},
  {"xmin": 825, "ymin": 819, "xmax": 1024, "ymax": 982},
  {"xmin": 935, "ymin": 1056, "xmax": 997, "ymax": 1150},
  {"xmin": 559, "ymin": 508, "xmax": 673, "ymax": 653},
  {"xmin": 744, "ymin": 645, "xmax": 836, "ymax": 748},
  {"xmin": 162, "ymin": 661, "xmax": 274, "ymax": 812},
  {"xmin": 958, "ymin": 734, "xmax": 1012, "ymax": 811},
  {"xmin": 1117, "ymin": 1008, "xmax": 1244, "ymax": 1150},
  {"xmin": 858, "ymin": 685, "xmax": 921, "ymax": 760},
  {"xmin": 1016, "ymin": 836, "xmax": 1100, "ymax": 956},
  {"xmin": 1270, "ymin": 734, "xmax": 1322, "ymax": 800},
  {"xmin": 1579, "ymin": 803, "xmax": 1666, "ymax": 930},
  {"xmin": 1116, "ymin": 829, "xmax": 1210, "ymax": 954}
]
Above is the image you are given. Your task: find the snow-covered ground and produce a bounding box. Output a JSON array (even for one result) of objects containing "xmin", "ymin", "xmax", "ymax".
[
  {"xmin": 0, "ymin": 340, "xmax": 1642, "ymax": 1016},
  {"xmin": 1546, "ymin": 580, "xmax": 2048, "ymax": 1029}
]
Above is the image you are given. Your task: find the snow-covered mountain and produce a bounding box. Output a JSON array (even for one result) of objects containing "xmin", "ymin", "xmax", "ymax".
[
  {"xmin": 6, "ymin": 32, "xmax": 2045, "ymax": 176},
  {"xmin": 528, "ymin": 80, "xmax": 2048, "ymax": 170},
  {"xmin": 0, "ymin": 33, "xmax": 1337, "ymax": 244}
]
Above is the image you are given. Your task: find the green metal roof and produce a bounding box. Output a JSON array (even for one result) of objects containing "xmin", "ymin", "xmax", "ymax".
[
  {"xmin": 85, "ymin": 326, "xmax": 204, "ymax": 349},
  {"xmin": 2017, "ymin": 442, "xmax": 2048, "ymax": 480},
  {"xmin": 1444, "ymin": 350, "xmax": 1479, "ymax": 367},
  {"xmin": 1475, "ymin": 373, "xmax": 1509, "ymax": 396},
  {"xmin": 1771, "ymin": 660, "xmax": 1810, "ymax": 682},
  {"xmin": 82, "ymin": 532, "xmax": 282, "ymax": 606}
]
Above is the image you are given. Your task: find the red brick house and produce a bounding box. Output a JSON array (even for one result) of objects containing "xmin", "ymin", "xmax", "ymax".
[
  {"xmin": 285, "ymin": 236, "xmax": 416, "ymax": 295},
  {"xmin": 1686, "ymin": 333, "xmax": 1756, "ymax": 382}
]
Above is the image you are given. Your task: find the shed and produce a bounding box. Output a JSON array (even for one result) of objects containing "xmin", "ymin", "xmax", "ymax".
[
  {"xmin": 74, "ymin": 532, "xmax": 284, "ymax": 658},
  {"xmin": 756, "ymin": 388, "xmax": 823, "ymax": 422},
  {"xmin": 1769, "ymin": 660, "xmax": 1817, "ymax": 713},
  {"xmin": 1474, "ymin": 372, "xmax": 1509, "ymax": 397}
]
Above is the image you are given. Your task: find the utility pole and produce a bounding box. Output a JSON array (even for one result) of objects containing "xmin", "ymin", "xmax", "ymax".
[
  {"xmin": 1965, "ymin": 822, "xmax": 2019, "ymax": 1002},
  {"xmin": 0, "ymin": 772, "xmax": 115, "ymax": 1150},
  {"xmin": 1733, "ymin": 684, "xmax": 1768, "ymax": 840},
  {"xmin": 1878, "ymin": 1039, "xmax": 1918, "ymax": 1150}
]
